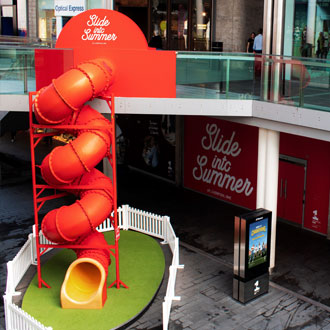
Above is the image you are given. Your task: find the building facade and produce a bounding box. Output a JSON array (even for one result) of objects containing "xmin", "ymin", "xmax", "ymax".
[
  {"xmin": 1, "ymin": 0, "xmax": 330, "ymax": 57},
  {"xmin": 1, "ymin": 0, "xmax": 264, "ymax": 52}
]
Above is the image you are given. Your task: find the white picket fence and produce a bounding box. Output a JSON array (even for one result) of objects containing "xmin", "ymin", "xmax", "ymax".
[{"xmin": 4, "ymin": 205, "xmax": 183, "ymax": 330}]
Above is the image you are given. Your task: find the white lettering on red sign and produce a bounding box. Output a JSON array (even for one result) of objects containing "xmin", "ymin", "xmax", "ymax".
[
  {"xmin": 192, "ymin": 123, "xmax": 253, "ymax": 197},
  {"xmin": 82, "ymin": 15, "xmax": 117, "ymax": 42}
]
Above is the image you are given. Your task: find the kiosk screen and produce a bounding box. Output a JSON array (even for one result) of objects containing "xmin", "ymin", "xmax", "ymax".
[{"xmin": 248, "ymin": 218, "xmax": 268, "ymax": 269}]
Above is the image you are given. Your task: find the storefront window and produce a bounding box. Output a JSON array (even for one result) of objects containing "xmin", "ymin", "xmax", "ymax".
[
  {"xmin": 150, "ymin": 0, "xmax": 167, "ymax": 49},
  {"xmin": 38, "ymin": 0, "xmax": 55, "ymax": 40},
  {"xmin": 38, "ymin": 0, "xmax": 103, "ymax": 41},
  {"xmin": 0, "ymin": 0, "xmax": 27, "ymax": 36},
  {"xmin": 284, "ymin": 0, "xmax": 330, "ymax": 59},
  {"xmin": 115, "ymin": 0, "xmax": 148, "ymax": 39},
  {"xmin": 86, "ymin": 0, "xmax": 103, "ymax": 7},
  {"xmin": 191, "ymin": 0, "xmax": 210, "ymax": 51}
]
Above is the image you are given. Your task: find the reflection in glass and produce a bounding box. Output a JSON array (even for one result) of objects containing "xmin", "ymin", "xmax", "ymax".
[
  {"xmin": 192, "ymin": 0, "xmax": 211, "ymax": 51},
  {"xmin": 284, "ymin": 0, "xmax": 330, "ymax": 59},
  {"xmin": 150, "ymin": 0, "xmax": 167, "ymax": 49},
  {"xmin": 169, "ymin": 0, "xmax": 188, "ymax": 50}
]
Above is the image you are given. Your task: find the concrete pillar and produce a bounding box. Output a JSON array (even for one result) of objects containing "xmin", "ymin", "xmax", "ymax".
[
  {"xmin": 272, "ymin": 0, "xmax": 285, "ymax": 55},
  {"xmin": 270, "ymin": 0, "xmax": 285, "ymax": 103},
  {"xmin": 214, "ymin": 0, "xmax": 263, "ymax": 52},
  {"xmin": 263, "ymin": 0, "xmax": 273, "ymax": 54},
  {"xmin": 256, "ymin": 128, "xmax": 280, "ymax": 271},
  {"xmin": 27, "ymin": 0, "xmax": 37, "ymax": 38},
  {"xmin": 265, "ymin": 130, "xmax": 280, "ymax": 271},
  {"xmin": 257, "ymin": 128, "xmax": 267, "ymax": 208},
  {"xmin": 56, "ymin": 17, "xmax": 62, "ymax": 39},
  {"xmin": 307, "ymin": 0, "xmax": 316, "ymax": 45},
  {"xmin": 103, "ymin": 0, "xmax": 113, "ymax": 10}
]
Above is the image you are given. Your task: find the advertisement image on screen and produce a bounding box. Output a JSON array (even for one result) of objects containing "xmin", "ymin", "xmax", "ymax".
[{"xmin": 248, "ymin": 218, "xmax": 268, "ymax": 269}]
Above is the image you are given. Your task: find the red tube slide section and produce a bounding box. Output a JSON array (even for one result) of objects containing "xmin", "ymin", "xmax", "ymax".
[{"xmin": 35, "ymin": 58, "xmax": 115, "ymax": 309}]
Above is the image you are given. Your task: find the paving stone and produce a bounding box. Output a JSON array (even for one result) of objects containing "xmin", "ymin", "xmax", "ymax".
[
  {"xmin": 135, "ymin": 321, "xmax": 154, "ymax": 329},
  {"xmin": 322, "ymin": 323, "xmax": 330, "ymax": 330},
  {"xmin": 280, "ymin": 295, "xmax": 299, "ymax": 307},
  {"xmin": 284, "ymin": 299, "xmax": 302, "ymax": 311}
]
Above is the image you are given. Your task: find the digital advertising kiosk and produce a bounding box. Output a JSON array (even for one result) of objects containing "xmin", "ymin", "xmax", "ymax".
[{"xmin": 233, "ymin": 208, "xmax": 272, "ymax": 303}]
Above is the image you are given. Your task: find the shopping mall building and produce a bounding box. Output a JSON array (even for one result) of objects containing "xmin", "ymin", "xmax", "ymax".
[
  {"xmin": 1, "ymin": 0, "xmax": 329, "ymax": 54},
  {"xmin": 0, "ymin": 0, "xmax": 330, "ymax": 272}
]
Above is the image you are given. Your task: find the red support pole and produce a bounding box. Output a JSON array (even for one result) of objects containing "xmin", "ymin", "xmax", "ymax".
[
  {"xmin": 30, "ymin": 92, "xmax": 127, "ymax": 291},
  {"xmin": 108, "ymin": 94, "xmax": 128, "ymax": 290},
  {"xmin": 29, "ymin": 92, "xmax": 51, "ymax": 289}
]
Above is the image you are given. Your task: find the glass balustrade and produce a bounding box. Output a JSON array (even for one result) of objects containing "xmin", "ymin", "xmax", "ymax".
[
  {"xmin": 177, "ymin": 51, "xmax": 330, "ymax": 112},
  {"xmin": 0, "ymin": 48, "xmax": 36, "ymax": 94},
  {"xmin": 0, "ymin": 47, "xmax": 329, "ymax": 113}
]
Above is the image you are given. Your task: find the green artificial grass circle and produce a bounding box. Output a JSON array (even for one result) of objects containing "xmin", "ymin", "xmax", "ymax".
[{"xmin": 22, "ymin": 230, "xmax": 165, "ymax": 330}]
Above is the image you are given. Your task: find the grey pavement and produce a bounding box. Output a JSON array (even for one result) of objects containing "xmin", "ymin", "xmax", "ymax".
[
  {"xmin": 2, "ymin": 129, "xmax": 330, "ymax": 329},
  {"xmin": 128, "ymin": 241, "xmax": 330, "ymax": 329}
]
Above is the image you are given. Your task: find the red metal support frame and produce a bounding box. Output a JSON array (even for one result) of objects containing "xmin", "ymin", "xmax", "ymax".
[
  {"xmin": 106, "ymin": 94, "xmax": 128, "ymax": 290},
  {"xmin": 29, "ymin": 92, "xmax": 127, "ymax": 290}
]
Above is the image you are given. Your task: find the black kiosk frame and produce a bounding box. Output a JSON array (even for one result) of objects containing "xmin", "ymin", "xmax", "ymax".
[{"xmin": 233, "ymin": 208, "xmax": 272, "ymax": 303}]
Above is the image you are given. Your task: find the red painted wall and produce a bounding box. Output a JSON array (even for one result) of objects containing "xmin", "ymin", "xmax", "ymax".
[
  {"xmin": 35, "ymin": 49, "xmax": 74, "ymax": 90},
  {"xmin": 184, "ymin": 116, "xmax": 258, "ymax": 209},
  {"xmin": 280, "ymin": 133, "xmax": 330, "ymax": 235}
]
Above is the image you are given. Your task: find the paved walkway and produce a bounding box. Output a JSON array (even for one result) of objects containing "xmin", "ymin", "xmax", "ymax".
[
  {"xmin": 2, "ymin": 130, "xmax": 330, "ymax": 329},
  {"xmin": 128, "ymin": 241, "xmax": 330, "ymax": 330}
]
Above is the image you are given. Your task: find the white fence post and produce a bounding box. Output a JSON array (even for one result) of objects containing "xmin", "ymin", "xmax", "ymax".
[
  {"xmin": 161, "ymin": 216, "xmax": 169, "ymax": 244},
  {"xmin": 6, "ymin": 261, "xmax": 14, "ymax": 296},
  {"xmin": 3, "ymin": 295, "xmax": 10, "ymax": 330},
  {"xmin": 30, "ymin": 232, "xmax": 38, "ymax": 265},
  {"xmin": 162, "ymin": 300, "xmax": 169, "ymax": 330},
  {"xmin": 122, "ymin": 204, "xmax": 129, "ymax": 230}
]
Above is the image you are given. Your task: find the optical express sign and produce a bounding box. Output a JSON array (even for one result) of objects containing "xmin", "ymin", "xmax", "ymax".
[{"xmin": 55, "ymin": 0, "xmax": 85, "ymax": 16}]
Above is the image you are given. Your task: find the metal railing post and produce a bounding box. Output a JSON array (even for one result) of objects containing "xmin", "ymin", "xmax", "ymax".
[
  {"xmin": 23, "ymin": 54, "xmax": 28, "ymax": 94},
  {"xmin": 299, "ymin": 64, "xmax": 304, "ymax": 107},
  {"xmin": 226, "ymin": 58, "xmax": 230, "ymax": 98}
]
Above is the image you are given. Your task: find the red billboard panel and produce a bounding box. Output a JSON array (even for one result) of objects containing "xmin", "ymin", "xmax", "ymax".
[{"xmin": 184, "ymin": 116, "xmax": 258, "ymax": 209}]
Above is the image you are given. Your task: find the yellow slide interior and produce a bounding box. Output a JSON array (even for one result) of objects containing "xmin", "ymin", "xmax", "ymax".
[{"xmin": 61, "ymin": 258, "xmax": 106, "ymax": 309}]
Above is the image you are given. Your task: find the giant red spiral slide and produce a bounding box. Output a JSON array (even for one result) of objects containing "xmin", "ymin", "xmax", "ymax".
[{"xmin": 34, "ymin": 58, "xmax": 115, "ymax": 309}]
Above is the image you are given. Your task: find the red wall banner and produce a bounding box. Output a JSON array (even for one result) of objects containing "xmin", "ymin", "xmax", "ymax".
[
  {"xmin": 184, "ymin": 116, "xmax": 258, "ymax": 209},
  {"xmin": 184, "ymin": 117, "xmax": 330, "ymax": 235}
]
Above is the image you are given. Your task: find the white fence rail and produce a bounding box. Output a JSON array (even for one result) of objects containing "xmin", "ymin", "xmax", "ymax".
[
  {"xmin": 6, "ymin": 234, "xmax": 34, "ymax": 297},
  {"xmin": 126, "ymin": 206, "xmax": 165, "ymax": 239},
  {"xmin": 4, "ymin": 205, "xmax": 183, "ymax": 330},
  {"xmin": 96, "ymin": 206, "xmax": 124, "ymax": 232},
  {"xmin": 4, "ymin": 295, "xmax": 52, "ymax": 330}
]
